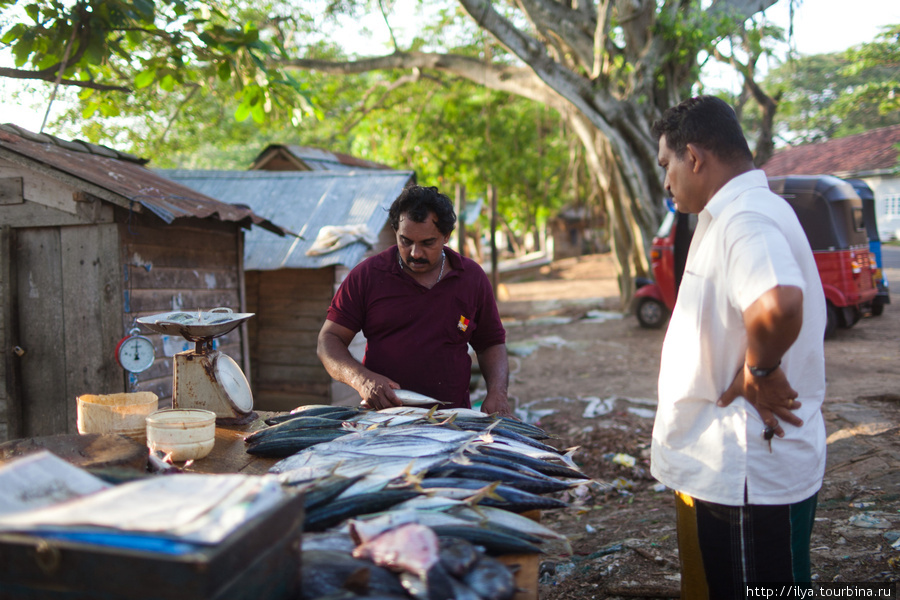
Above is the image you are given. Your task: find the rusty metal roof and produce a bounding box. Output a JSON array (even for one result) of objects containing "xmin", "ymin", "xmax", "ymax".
[
  {"xmin": 251, "ymin": 144, "xmax": 395, "ymax": 172},
  {"xmin": 159, "ymin": 169, "xmax": 415, "ymax": 270},
  {"xmin": 0, "ymin": 124, "xmax": 286, "ymax": 235}
]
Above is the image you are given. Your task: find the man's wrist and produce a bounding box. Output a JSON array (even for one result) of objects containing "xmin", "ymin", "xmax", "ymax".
[{"xmin": 746, "ymin": 360, "xmax": 781, "ymax": 378}]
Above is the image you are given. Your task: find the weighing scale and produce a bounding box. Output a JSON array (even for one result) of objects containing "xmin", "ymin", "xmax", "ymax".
[{"xmin": 137, "ymin": 308, "xmax": 256, "ymax": 425}]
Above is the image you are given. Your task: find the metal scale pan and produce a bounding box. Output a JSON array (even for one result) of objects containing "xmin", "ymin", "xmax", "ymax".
[
  {"xmin": 137, "ymin": 308, "xmax": 255, "ymax": 343},
  {"xmin": 137, "ymin": 308, "xmax": 256, "ymax": 424}
]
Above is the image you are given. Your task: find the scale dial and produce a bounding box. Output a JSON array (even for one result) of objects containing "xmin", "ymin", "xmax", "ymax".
[
  {"xmin": 116, "ymin": 333, "xmax": 156, "ymax": 373},
  {"xmin": 213, "ymin": 353, "xmax": 253, "ymax": 413}
]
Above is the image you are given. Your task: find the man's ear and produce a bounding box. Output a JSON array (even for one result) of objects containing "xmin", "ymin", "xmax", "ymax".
[{"xmin": 685, "ymin": 143, "xmax": 705, "ymax": 174}]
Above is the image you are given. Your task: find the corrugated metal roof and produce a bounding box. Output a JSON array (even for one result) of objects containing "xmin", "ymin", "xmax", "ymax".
[
  {"xmin": 0, "ymin": 124, "xmax": 286, "ymax": 235},
  {"xmin": 251, "ymin": 144, "xmax": 394, "ymax": 171},
  {"xmin": 159, "ymin": 169, "xmax": 415, "ymax": 270}
]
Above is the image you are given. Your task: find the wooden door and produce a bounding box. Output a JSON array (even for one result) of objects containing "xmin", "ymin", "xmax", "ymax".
[
  {"xmin": 8, "ymin": 224, "xmax": 123, "ymax": 438},
  {"xmin": 14, "ymin": 227, "xmax": 68, "ymax": 436}
]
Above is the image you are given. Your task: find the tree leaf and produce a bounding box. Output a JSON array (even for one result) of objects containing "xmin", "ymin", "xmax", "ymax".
[
  {"xmin": 135, "ymin": 69, "xmax": 157, "ymax": 89},
  {"xmin": 160, "ymin": 73, "xmax": 175, "ymax": 91},
  {"xmin": 234, "ymin": 101, "xmax": 251, "ymax": 122}
]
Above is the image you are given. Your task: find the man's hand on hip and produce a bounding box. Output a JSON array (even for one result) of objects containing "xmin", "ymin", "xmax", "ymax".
[{"xmin": 717, "ymin": 365, "xmax": 803, "ymax": 438}]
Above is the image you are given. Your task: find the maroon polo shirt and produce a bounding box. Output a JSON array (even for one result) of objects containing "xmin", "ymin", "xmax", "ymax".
[{"xmin": 326, "ymin": 245, "xmax": 506, "ymax": 408}]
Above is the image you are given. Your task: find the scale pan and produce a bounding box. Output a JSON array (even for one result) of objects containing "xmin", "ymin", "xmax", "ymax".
[{"xmin": 137, "ymin": 308, "xmax": 254, "ymax": 341}]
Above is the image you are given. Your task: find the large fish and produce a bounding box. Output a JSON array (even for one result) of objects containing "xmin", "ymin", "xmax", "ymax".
[
  {"xmin": 244, "ymin": 415, "xmax": 346, "ymax": 444},
  {"xmin": 425, "ymin": 462, "xmax": 573, "ymax": 494},
  {"xmin": 417, "ymin": 478, "xmax": 569, "ymax": 513},
  {"xmin": 265, "ymin": 405, "xmax": 362, "ymax": 425},
  {"xmin": 245, "ymin": 428, "xmax": 351, "ymax": 457},
  {"xmin": 463, "ymin": 555, "xmax": 518, "ymax": 600},
  {"xmin": 476, "ymin": 445, "xmax": 586, "ymax": 479},
  {"xmin": 393, "ymin": 389, "xmax": 448, "ymax": 406},
  {"xmin": 304, "ymin": 489, "xmax": 422, "ymax": 532},
  {"xmin": 432, "ymin": 525, "xmax": 543, "ymax": 556},
  {"xmin": 299, "ymin": 550, "xmax": 408, "ymax": 599},
  {"xmin": 352, "ymin": 522, "xmax": 440, "ymax": 578}
]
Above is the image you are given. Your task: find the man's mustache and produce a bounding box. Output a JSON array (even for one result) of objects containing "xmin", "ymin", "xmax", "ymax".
[{"xmin": 406, "ymin": 257, "xmax": 429, "ymax": 265}]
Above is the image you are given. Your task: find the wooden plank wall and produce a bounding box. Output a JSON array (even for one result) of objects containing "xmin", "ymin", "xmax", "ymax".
[
  {"xmin": 0, "ymin": 226, "xmax": 16, "ymax": 441},
  {"xmin": 60, "ymin": 223, "xmax": 124, "ymax": 431},
  {"xmin": 121, "ymin": 215, "xmax": 243, "ymax": 407},
  {"xmin": 245, "ymin": 267, "xmax": 335, "ymax": 411}
]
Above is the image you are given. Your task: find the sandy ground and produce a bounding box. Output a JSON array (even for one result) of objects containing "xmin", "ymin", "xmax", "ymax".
[{"xmin": 493, "ymin": 254, "xmax": 900, "ymax": 599}]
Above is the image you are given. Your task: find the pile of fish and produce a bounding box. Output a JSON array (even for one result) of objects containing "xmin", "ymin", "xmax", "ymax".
[{"xmin": 245, "ymin": 404, "xmax": 589, "ymax": 600}]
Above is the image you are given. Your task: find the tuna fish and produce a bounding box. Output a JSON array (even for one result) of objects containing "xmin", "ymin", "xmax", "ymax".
[
  {"xmin": 299, "ymin": 550, "xmax": 409, "ymax": 599},
  {"xmin": 463, "ymin": 555, "xmax": 518, "ymax": 600}
]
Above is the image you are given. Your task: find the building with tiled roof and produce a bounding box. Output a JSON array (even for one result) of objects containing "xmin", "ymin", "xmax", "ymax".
[{"xmin": 762, "ymin": 125, "xmax": 900, "ymax": 239}]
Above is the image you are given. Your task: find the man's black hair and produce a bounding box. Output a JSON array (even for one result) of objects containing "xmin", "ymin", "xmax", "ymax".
[
  {"xmin": 651, "ymin": 95, "xmax": 753, "ymax": 164},
  {"xmin": 389, "ymin": 185, "xmax": 457, "ymax": 236}
]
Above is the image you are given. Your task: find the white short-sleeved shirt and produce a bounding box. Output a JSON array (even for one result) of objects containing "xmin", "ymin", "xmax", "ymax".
[{"xmin": 651, "ymin": 170, "xmax": 827, "ymax": 506}]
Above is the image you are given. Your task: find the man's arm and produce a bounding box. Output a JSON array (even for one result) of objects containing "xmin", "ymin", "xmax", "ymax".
[
  {"xmin": 475, "ymin": 343, "xmax": 512, "ymax": 417},
  {"xmin": 316, "ymin": 320, "xmax": 401, "ymax": 410},
  {"xmin": 717, "ymin": 285, "xmax": 805, "ymax": 436}
]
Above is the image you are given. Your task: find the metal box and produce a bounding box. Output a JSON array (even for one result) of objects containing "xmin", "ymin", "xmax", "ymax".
[{"xmin": 0, "ymin": 491, "xmax": 303, "ymax": 600}]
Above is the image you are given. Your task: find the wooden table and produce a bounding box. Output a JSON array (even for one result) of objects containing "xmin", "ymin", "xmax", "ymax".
[{"xmin": 181, "ymin": 412, "xmax": 279, "ymax": 475}]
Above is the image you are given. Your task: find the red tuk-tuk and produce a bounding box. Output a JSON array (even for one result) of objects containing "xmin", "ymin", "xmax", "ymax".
[{"xmin": 633, "ymin": 175, "xmax": 880, "ymax": 339}]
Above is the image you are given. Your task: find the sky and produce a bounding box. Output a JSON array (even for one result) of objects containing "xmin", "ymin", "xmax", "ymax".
[{"xmin": 2, "ymin": 0, "xmax": 898, "ymax": 133}]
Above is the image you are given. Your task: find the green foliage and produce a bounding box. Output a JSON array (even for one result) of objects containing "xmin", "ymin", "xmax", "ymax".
[
  {"xmin": 0, "ymin": 0, "xmax": 310, "ymax": 123},
  {"xmin": 759, "ymin": 25, "xmax": 900, "ymax": 144}
]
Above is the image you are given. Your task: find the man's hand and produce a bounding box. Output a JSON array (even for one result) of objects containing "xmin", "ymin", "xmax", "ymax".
[
  {"xmin": 357, "ymin": 374, "xmax": 402, "ymax": 410},
  {"xmin": 718, "ymin": 285, "xmax": 805, "ymax": 438},
  {"xmin": 318, "ymin": 320, "xmax": 402, "ymax": 411},
  {"xmin": 717, "ymin": 364, "xmax": 802, "ymax": 438},
  {"xmin": 480, "ymin": 391, "xmax": 513, "ymax": 418}
]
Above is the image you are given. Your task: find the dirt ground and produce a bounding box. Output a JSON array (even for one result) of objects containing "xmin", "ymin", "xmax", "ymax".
[{"xmin": 494, "ymin": 253, "xmax": 900, "ymax": 599}]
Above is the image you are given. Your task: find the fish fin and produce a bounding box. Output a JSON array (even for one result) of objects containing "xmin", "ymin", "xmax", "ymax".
[
  {"xmin": 482, "ymin": 418, "xmax": 502, "ymax": 433},
  {"xmin": 399, "ymin": 461, "xmax": 428, "ymax": 492},
  {"xmin": 448, "ymin": 449, "xmax": 472, "ymax": 465},
  {"xmin": 463, "ymin": 481, "xmax": 504, "ymax": 505},
  {"xmin": 561, "ymin": 446, "xmax": 581, "ymax": 468},
  {"xmin": 425, "ymin": 405, "xmax": 438, "ymax": 420}
]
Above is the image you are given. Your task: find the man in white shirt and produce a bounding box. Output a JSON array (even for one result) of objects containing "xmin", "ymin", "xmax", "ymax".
[{"xmin": 650, "ymin": 96, "xmax": 826, "ymax": 598}]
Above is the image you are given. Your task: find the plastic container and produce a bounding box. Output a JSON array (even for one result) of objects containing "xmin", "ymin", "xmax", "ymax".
[
  {"xmin": 146, "ymin": 409, "xmax": 216, "ymax": 461},
  {"xmin": 76, "ymin": 392, "xmax": 159, "ymax": 443}
]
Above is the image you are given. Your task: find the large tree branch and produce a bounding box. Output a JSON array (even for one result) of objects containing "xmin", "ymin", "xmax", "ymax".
[
  {"xmin": 515, "ymin": 0, "xmax": 596, "ymax": 73},
  {"xmin": 281, "ymin": 52, "xmax": 557, "ymax": 107},
  {"xmin": 0, "ymin": 67, "xmax": 130, "ymax": 92}
]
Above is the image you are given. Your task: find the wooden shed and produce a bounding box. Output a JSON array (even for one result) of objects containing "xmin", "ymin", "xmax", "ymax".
[
  {"xmin": 0, "ymin": 124, "xmax": 283, "ymax": 442},
  {"xmin": 161, "ymin": 165, "xmax": 415, "ymax": 411}
]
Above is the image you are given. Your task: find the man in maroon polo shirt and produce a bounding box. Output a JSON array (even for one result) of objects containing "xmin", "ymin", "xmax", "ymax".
[{"xmin": 317, "ymin": 185, "xmax": 511, "ymax": 416}]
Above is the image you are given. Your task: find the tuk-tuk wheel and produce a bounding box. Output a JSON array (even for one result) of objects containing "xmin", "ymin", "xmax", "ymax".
[
  {"xmin": 825, "ymin": 303, "xmax": 838, "ymax": 340},
  {"xmin": 636, "ymin": 298, "xmax": 668, "ymax": 329},
  {"xmin": 871, "ymin": 298, "xmax": 885, "ymax": 317}
]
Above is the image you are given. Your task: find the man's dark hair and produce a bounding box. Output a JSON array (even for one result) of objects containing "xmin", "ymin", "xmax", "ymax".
[
  {"xmin": 651, "ymin": 95, "xmax": 753, "ymax": 164},
  {"xmin": 389, "ymin": 185, "xmax": 457, "ymax": 235}
]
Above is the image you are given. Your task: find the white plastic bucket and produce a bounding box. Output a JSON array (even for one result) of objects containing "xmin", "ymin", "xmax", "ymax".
[
  {"xmin": 146, "ymin": 409, "xmax": 216, "ymax": 461},
  {"xmin": 76, "ymin": 392, "xmax": 159, "ymax": 443}
]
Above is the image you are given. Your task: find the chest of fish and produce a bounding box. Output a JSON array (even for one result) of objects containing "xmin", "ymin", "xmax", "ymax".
[{"xmin": 0, "ymin": 492, "xmax": 304, "ymax": 600}]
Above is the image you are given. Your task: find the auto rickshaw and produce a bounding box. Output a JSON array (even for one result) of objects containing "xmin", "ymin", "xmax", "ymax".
[
  {"xmin": 633, "ymin": 175, "xmax": 880, "ymax": 339},
  {"xmin": 846, "ymin": 178, "xmax": 890, "ymax": 315},
  {"xmin": 632, "ymin": 209, "xmax": 694, "ymax": 329}
]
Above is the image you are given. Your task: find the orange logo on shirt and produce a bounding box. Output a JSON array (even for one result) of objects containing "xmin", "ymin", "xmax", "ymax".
[{"xmin": 458, "ymin": 316, "xmax": 470, "ymax": 332}]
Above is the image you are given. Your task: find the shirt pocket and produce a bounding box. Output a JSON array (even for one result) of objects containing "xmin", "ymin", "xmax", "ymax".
[{"xmin": 445, "ymin": 298, "xmax": 478, "ymax": 345}]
